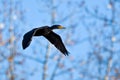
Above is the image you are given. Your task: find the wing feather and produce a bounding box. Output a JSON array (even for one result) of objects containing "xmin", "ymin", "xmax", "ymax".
[
  {"xmin": 22, "ymin": 28, "xmax": 37, "ymax": 49},
  {"xmin": 44, "ymin": 31, "xmax": 69, "ymax": 56}
]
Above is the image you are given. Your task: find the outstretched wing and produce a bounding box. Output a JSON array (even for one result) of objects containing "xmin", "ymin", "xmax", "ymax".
[
  {"xmin": 44, "ymin": 31, "xmax": 69, "ymax": 56},
  {"xmin": 22, "ymin": 28, "xmax": 38, "ymax": 49}
]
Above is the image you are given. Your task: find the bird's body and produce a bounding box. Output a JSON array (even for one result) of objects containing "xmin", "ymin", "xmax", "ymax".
[{"xmin": 22, "ymin": 25, "xmax": 69, "ymax": 56}]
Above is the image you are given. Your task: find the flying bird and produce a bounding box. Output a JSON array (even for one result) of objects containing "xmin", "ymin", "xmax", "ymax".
[{"xmin": 22, "ymin": 25, "xmax": 69, "ymax": 56}]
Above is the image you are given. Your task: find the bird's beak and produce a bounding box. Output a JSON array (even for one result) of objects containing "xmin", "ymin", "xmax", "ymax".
[{"xmin": 58, "ymin": 26, "xmax": 66, "ymax": 29}]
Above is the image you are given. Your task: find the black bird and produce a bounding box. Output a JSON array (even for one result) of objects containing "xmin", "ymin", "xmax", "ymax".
[{"xmin": 22, "ymin": 25, "xmax": 69, "ymax": 56}]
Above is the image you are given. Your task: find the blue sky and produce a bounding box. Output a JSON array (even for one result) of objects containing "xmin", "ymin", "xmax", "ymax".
[{"xmin": 0, "ymin": 0, "xmax": 120, "ymax": 80}]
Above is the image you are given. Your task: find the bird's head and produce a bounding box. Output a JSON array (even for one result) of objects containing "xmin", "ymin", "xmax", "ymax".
[{"xmin": 51, "ymin": 25, "xmax": 65, "ymax": 29}]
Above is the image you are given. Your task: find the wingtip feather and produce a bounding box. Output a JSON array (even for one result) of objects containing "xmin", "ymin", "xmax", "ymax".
[{"xmin": 64, "ymin": 51, "xmax": 70, "ymax": 56}]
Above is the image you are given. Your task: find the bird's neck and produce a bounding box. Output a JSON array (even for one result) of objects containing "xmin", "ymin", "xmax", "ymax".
[{"xmin": 50, "ymin": 26, "xmax": 58, "ymax": 30}]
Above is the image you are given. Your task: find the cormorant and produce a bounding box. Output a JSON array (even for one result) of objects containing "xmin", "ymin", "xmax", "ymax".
[{"xmin": 22, "ymin": 25, "xmax": 69, "ymax": 56}]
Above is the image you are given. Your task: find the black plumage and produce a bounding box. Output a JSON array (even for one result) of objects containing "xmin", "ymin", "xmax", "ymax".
[{"xmin": 22, "ymin": 25, "xmax": 69, "ymax": 56}]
